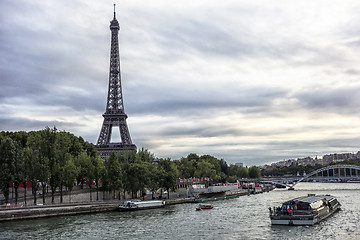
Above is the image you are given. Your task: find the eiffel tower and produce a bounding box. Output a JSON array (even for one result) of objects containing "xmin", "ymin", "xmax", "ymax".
[{"xmin": 96, "ymin": 4, "xmax": 137, "ymax": 159}]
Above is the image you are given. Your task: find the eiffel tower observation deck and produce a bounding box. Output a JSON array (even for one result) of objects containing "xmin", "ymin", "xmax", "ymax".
[{"xmin": 96, "ymin": 5, "xmax": 137, "ymax": 160}]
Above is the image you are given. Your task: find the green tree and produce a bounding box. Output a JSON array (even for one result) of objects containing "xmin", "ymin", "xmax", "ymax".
[
  {"xmin": 12, "ymin": 144, "xmax": 23, "ymax": 205},
  {"xmin": 228, "ymin": 164, "xmax": 249, "ymax": 180},
  {"xmin": 18, "ymin": 147, "xmax": 31, "ymax": 205},
  {"xmin": 147, "ymin": 163, "xmax": 163, "ymax": 199},
  {"xmin": 200, "ymin": 155, "xmax": 221, "ymax": 174},
  {"xmin": 238, "ymin": 167, "xmax": 249, "ymax": 178},
  {"xmin": 159, "ymin": 158, "xmax": 178, "ymax": 199},
  {"xmin": 85, "ymin": 158, "xmax": 95, "ymax": 201},
  {"xmin": 123, "ymin": 162, "xmax": 150, "ymax": 199},
  {"xmin": 178, "ymin": 157, "xmax": 196, "ymax": 178},
  {"xmin": 92, "ymin": 156, "xmax": 103, "ymax": 200},
  {"xmin": 63, "ymin": 158, "xmax": 78, "ymax": 202},
  {"xmin": 54, "ymin": 131, "xmax": 72, "ymax": 203},
  {"xmin": 194, "ymin": 160, "xmax": 217, "ymax": 179},
  {"xmin": 105, "ymin": 152, "xmax": 122, "ymax": 199},
  {"xmin": 41, "ymin": 127, "xmax": 58, "ymax": 203},
  {"xmin": 75, "ymin": 152, "xmax": 91, "ymax": 189},
  {"xmin": 26, "ymin": 132, "xmax": 50, "ymax": 204},
  {"xmin": 248, "ymin": 166, "xmax": 260, "ymax": 179},
  {"xmin": 0, "ymin": 138, "xmax": 16, "ymax": 203},
  {"xmin": 136, "ymin": 148, "xmax": 155, "ymax": 163}
]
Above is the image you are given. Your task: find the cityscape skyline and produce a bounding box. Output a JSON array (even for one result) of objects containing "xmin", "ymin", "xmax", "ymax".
[{"xmin": 1, "ymin": 1, "xmax": 360, "ymax": 166}]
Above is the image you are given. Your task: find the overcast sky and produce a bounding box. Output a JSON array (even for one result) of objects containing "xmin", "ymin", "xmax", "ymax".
[{"xmin": 1, "ymin": 0, "xmax": 360, "ymax": 166}]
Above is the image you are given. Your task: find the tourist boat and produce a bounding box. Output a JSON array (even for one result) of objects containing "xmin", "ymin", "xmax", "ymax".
[
  {"xmin": 118, "ymin": 200, "xmax": 165, "ymax": 211},
  {"xmin": 269, "ymin": 194, "xmax": 340, "ymax": 225},
  {"xmin": 196, "ymin": 204, "xmax": 213, "ymax": 211}
]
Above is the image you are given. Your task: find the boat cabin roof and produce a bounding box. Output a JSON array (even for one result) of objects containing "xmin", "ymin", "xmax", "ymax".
[
  {"xmin": 299, "ymin": 196, "xmax": 324, "ymax": 204},
  {"xmin": 283, "ymin": 195, "xmax": 334, "ymax": 205}
]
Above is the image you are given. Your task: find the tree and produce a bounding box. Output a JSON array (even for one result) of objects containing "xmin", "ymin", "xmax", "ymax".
[
  {"xmin": 159, "ymin": 158, "xmax": 178, "ymax": 199},
  {"xmin": 19, "ymin": 147, "xmax": 31, "ymax": 205},
  {"xmin": 91, "ymin": 156, "xmax": 103, "ymax": 200},
  {"xmin": 54, "ymin": 131, "xmax": 72, "ymax": 203},
  {"xmin": 12, "ymin": 144, "xmax": 22, "ymax": 205},
  {"xmin": 200, "ymin": 155, "xmax": 221, "ymax": 174},
  {"xmin": 178, "ymin": 157, "xmax": 196, "ymax": 178},
  {"xmin": 75, "ymin": 152, "xmax": 91, "ymax": 189},
  {"xmin": 83, "ymin": 141, "xmax": 98, "ymax": 158},
  {"xmin": 26, "ymin": 131, "xmax": 50, "ymax": 204},
  {"xmin": 136, "ymin": 148, "xmax": 155, "ymax": 163},
  {"xmin": 123, "ymin": 162, "xmax": 151, "ymax": 199},
  {"xmin": 105, "ymin": 152, "xmax": 122, "ymax": 199},
  {"xmin": 219, "ymin": 159, "xmax": 229, "ymax": 175},
  {"xmin": 119, "ymin": 150, "xmax": 145, "ymax": 199},
  {"xmin": 25, "ymin": 136, "xmax": 41, "ymax": 205},
  {"xmin": 40, "ymin": 127, "xmax": 58, "ymax": 203},
  {"xmin": 0, "ymin": 138, "xmax": 16, "ymax": 203},
  {"xmin": 194, "ymin": 160, "xmax": 217, "ymax": 179},
  {"xmin": 147, "ymin": 163, "xmax": 163, "ymax": 199},
  {"xmin": 248, "ymin": 166, "xmax": 260, "ymax": 179},
  {"xmin": 85, "ymin": 157, "xmax": 95, "ymax": 201},
  {"xmin": 238, "ymin": 167, "xmax": 249, "ymax": 178},
  {"xmin": 63, "ymin": 158, "xmax": 78, "ymax": 202}
]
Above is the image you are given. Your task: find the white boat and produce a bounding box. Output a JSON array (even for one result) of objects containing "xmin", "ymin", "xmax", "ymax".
[
  {"xmin": 269, "ymin": 194, "xmax": 340, "ymax": 225},
  {"xmin": 118, "ymin": 200, "xmax": 165, "ymax": 211}
]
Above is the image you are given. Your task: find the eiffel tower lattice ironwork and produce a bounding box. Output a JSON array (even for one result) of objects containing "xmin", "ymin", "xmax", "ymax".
[{"xmin": 96, "ymin": 4, "xmax": 137, "ymax": 159}]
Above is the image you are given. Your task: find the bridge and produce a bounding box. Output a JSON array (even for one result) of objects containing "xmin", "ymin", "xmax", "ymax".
[{"xmin": 261, "ymin": 164, "xmax": 360, "ymax": 190}]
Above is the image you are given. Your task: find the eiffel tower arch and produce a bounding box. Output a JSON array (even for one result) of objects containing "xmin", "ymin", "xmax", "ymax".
[{"xmin": 96, "ymin": 5, "xmax": 137, "ymax": 160}]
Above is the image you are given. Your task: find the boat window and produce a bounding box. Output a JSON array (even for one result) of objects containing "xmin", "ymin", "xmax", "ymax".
[
  {"xmin": 328, "ymin": 199, "xmax": 338, "ymax": 207},
  {"xmin": 310, "ymin": 200, "xmax": 323, "ymax": 209},
  {"xmin": 296, "ymin": 203, "xmax": 309, "ymax": 210}
]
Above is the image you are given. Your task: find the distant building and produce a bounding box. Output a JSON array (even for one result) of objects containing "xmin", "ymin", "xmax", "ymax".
[
  {"xmin": 235, "ymin": 162, "xmax": 243, "ymax": 167},
  {"xmin": 259, "ymin": 151, "xmax": 360, "ymax": 170}
]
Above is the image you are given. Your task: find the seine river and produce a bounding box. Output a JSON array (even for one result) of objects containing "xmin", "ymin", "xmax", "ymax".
[{"xmin": 1, "ymin": 183, "xmax": 360, "ymax": 240}]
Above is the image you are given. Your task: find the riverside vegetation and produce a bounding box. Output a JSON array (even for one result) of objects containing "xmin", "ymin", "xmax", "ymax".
[{"xmin": 0, "ymin": 127, "xmax": 260, "ymax": 205}]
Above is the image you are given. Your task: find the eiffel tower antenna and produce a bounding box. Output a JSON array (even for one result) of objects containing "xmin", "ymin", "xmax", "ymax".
[
  {"xmin": 96, "ymin": 5, "xmax": 137, "ymax": 160},
  {"xmin": 113, "ymin": 4, "xmax": 116, "ymax": 19}
]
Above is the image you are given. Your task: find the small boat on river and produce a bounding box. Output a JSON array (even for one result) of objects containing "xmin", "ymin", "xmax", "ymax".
[
  {"xmin": 118, "ymin": 200, "xmax": 165, "ymax": 211},
  {"xmin": 196, "ymin": 204, "xmax": 213, "ymax": 211},
  {"xmin": 269, "ymin": 194, "xmax": 340, "ymax": 225}
]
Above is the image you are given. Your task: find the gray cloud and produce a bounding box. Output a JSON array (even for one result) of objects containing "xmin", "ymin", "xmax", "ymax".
[
  {"xmin": 293, "ymin": 87, "xmax": 360, "ymax": 114},
  {"xmin": 0, "ymin": 116, "xmax": 80, "ymax": 132},
  {"xmin": 126, "ymin": 84, "xmax": 288, "ymax": 116},
  {"xmin": 2, "ymin": 1, "xmax": 360, "ymax": 166},
  {"xmin": 344, "ymin": 69, "xmax": 360, "ymax": 75}
]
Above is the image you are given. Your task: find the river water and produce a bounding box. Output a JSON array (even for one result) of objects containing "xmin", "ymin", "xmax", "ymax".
[{"xmin": 1, "ymin": 183, "xmax": 360, "ymax": 240}]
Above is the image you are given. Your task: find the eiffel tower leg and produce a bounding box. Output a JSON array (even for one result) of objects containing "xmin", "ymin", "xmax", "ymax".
[
  {"xmin": 97, "ymin": 121, "xmax": 112, "ymax": 145},
  {"xmin": 119, "ymin": 122, "xmax": 132, "ymax": 145}
]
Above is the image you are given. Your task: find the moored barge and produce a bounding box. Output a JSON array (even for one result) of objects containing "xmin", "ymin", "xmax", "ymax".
[
  {"xmin": 269, "ymin": 194, "xmax": 340, "ymax": 225},
  {"xmin": 118, "ymin": 200, "xmax": 165, "ymax": 211}
]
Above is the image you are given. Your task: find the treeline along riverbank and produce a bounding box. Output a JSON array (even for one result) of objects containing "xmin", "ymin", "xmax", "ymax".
[{"xmin": 0, "ymin": 128, "xmax": 261, "ymax": 207}]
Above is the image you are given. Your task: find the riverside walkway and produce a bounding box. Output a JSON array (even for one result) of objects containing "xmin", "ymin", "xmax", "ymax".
[
  {"xmin": 0, "ymin": 202, "xmax": 119, "ymax": 222},
  {"xmin": 0, "ymin": 198, "xmax": 194, "ymax": 222}
]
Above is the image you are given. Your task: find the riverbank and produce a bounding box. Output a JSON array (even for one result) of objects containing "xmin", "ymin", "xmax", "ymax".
[
  {"xmin": 0, "ymin": 198, "xmax": 194, "ymax": 222},
  {"xmin": 0, "ymin": 202, "xmax": 119, "ymax": 222},
  {"xmin": 0, "ymin": 186, "xmax": 273, "ymax": 222}
]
